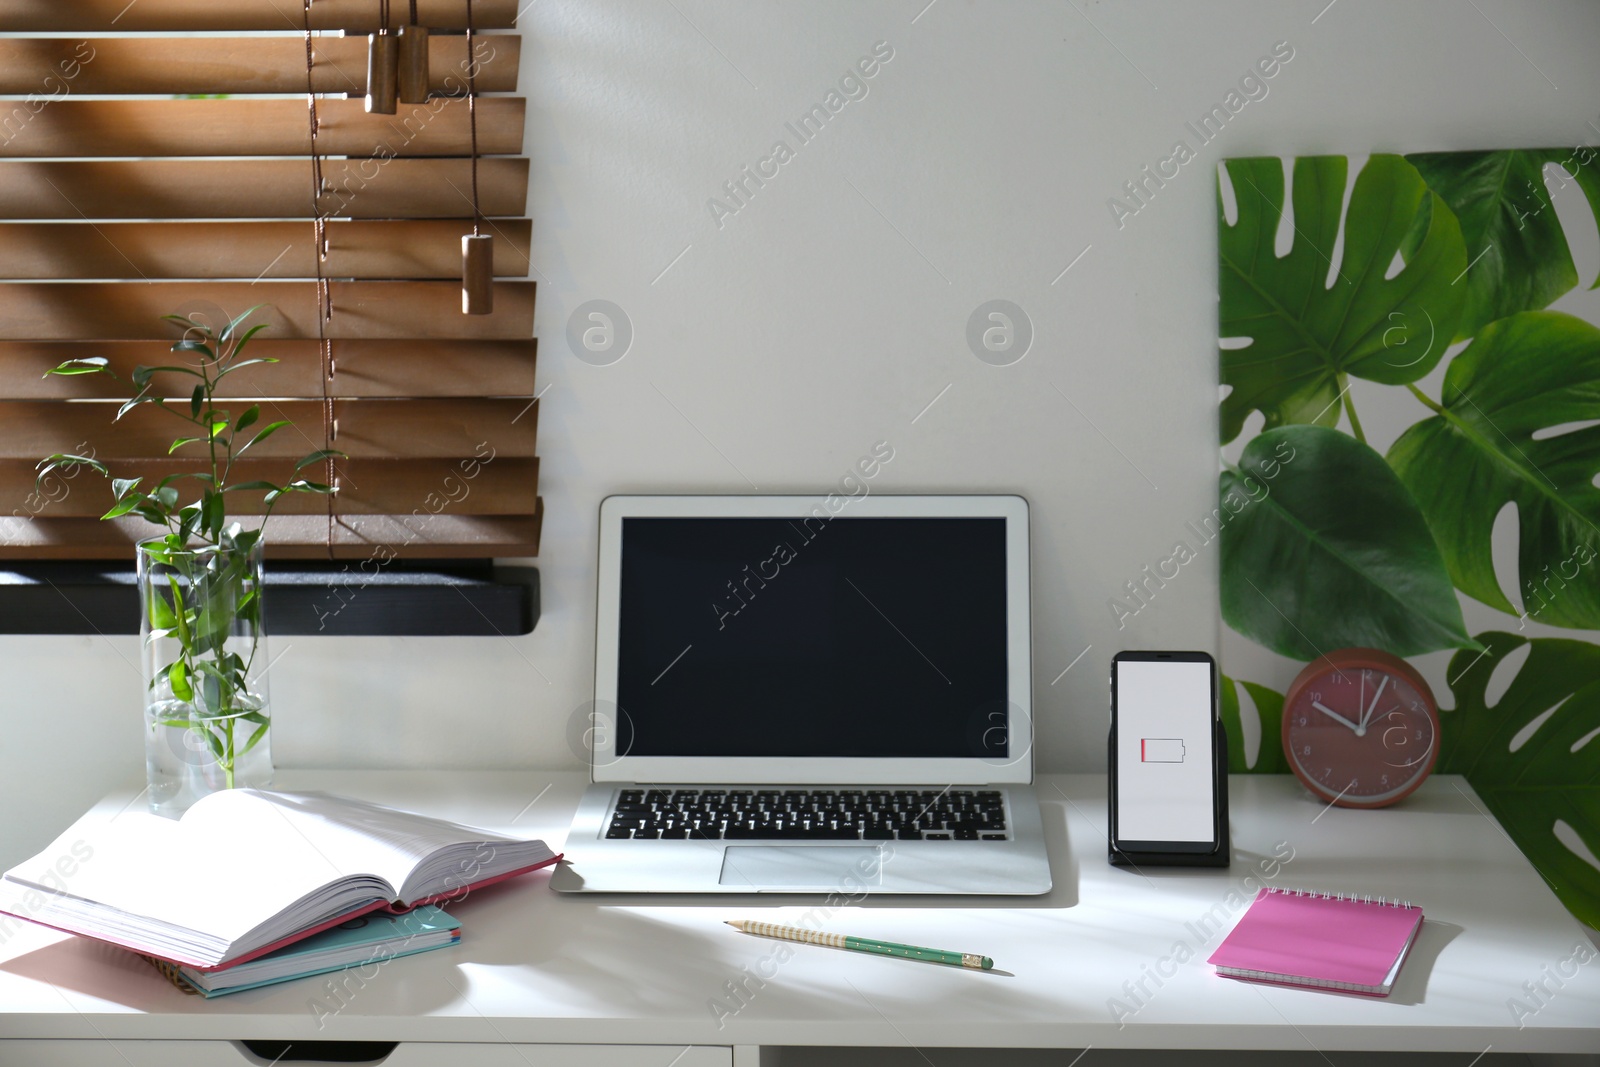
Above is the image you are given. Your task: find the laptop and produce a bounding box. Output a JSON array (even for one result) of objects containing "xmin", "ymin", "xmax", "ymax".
[{"xmin": 549, "ymin": 494, "xmax": 1052, "ymax": 894}]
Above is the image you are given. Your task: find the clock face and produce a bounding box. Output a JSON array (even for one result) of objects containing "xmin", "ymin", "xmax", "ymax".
[{"xmin": 1282, "ymin": 653, "xmax": 1439, "ymax": 808}]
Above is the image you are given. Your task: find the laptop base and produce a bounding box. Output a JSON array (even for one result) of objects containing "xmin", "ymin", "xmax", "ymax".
[{"xmin": 551, "ymin": 784, "xmax": 1052, "ymax": 895}]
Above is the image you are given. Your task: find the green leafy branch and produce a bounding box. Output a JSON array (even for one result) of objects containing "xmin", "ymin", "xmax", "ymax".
[
  {"xmin": 34, "ymin": 306, "xmax": 344, "ymax": 788},
  {"xmin": 35, "ymin": 305, "xmax": 339, "ymax": 547}
]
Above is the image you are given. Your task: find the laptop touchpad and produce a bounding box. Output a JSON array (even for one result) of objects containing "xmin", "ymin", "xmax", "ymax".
[{"xmin": 719, "ymin": 847, "xmax": 885, "ymax": 888}]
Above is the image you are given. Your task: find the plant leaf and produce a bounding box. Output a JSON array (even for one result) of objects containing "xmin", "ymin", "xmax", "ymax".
[
  {"xmin": 37, "ymin": 455, "xmax": 109, "ymax": 487},
  {"xmin": 223, "ymin": 357, "xmax": 279, "ymax": 374},
  {"xmin": 116, "ymin": 394, "xmax": 156, "ymax": 421},
  {"xmin": 1440, "ymin": 631, "xmax": 1600, "ymax": 928},
  {"xmin": 1388, "ymin": 310, "xmax": 1600, "ymax": 627},
  {"xmin": 1218, "ymin": 154, "xmax": 1467, "ymax": 444},
  {"xmin": 202, "ymin": 491, "xmax": 224, "ymax": 541},
  {"xmin": 148, "ymin": 583, "xmax": 176, "ymax": 630},
  {"xmin": 231, "ymin": 323, "xmax": 273, "ymax": 353},
  {"xmin": 1220, "ymin": 425, "xmax": 1476, "ymax": 658},
  {"xmin": 234, "ymin": 405, "xmax": 260, "ymax": 434},
  {"xmin": 240, "ymin": 720, "xmax": 271, "ymax": 758},
  {"xmin": 170, "ymin": 340, "xmax": 215, "ymax": 359},
  {"xmin": 220, "ymin": 304, "xmax": 266, "ymax": 343},
  {"xmin": 169, "ymin": 660, "xmax": 193, "ymax": 702},
  {"xmin": 177, "ymin": 503, "xmax": 201, "ymax": 546},
  {"xmin": 45, "ymin": 357, "xmax": 109, "ymax": 377},
  {"xmin": 101, "ymin": 498, "xmax": 142, "ymax": 520},
  {"xmin": 237, "ymin": 587, "xmax": 259, "ymax": 624},
  {"xmin": 168, "ymin": 437, "xmax": 201, "ymax": 454},
  {"xmin": 1407, "ymin": 147, "xmax": 1600, "ymax": 340},
  {"xmin": 1219, "ymin": 675, "xmax": 1288, "ymax": 773},
  {"xmin": 190, "ymin": 384, "xmax": 204, "ymax": 418},
  {"xmin": 237, "ymin": 419, "xmax": 290, "ymax": 457},
  {"xmin": 294, "ymin": 449, "xmax": 342, "ymax": 471},
  {"xmin": 168, "ymin": 575, "xmax": 191, "ymax": 647},
  {"xmin": 221, "ymin": 480, "xmax": 281, "ymax": 494},
  {"xmin": 133, "ymin": 364, "xmax": 203, "ymax": 389},
  {"xmin": 201, "ymin": 717, "xmax": 225, "ymax": 757}
]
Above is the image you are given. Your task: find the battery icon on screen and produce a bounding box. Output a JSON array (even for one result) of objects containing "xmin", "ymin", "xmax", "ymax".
[{"xmin": 1141, "ymin": 738, "xmax": 1185, "ymax": 763}]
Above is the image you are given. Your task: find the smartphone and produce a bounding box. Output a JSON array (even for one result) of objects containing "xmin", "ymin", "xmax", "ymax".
[{"xmin": 1109, "ymin": 650, "xmax": 1221, "ymax": 855}]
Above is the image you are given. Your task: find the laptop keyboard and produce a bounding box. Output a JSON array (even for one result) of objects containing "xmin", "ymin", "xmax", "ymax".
[{"xmin": 604, "ymin": 788, "xmax": 1008, "ymax": 841}]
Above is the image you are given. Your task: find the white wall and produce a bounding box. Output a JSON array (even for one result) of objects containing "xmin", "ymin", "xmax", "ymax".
[{"xmin": 5, "ymin": 0, "xmax": 1599, "ymax": 867}]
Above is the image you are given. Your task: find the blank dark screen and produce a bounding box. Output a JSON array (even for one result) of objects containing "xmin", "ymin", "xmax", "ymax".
[{"xmin": 615, "ymin": 515, "xmax": 1010, "ymax": 758}]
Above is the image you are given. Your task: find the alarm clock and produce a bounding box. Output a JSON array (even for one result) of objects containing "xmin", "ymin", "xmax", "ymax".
[{"xmin": 1281, "ymin": 648, "xmax": 1439, "ymax": 809}]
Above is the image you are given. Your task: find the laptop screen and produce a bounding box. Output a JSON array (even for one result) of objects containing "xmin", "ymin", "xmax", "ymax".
[{"xmin": 615, "ymin": 515, "xmax": 1010, "ymax": 759}]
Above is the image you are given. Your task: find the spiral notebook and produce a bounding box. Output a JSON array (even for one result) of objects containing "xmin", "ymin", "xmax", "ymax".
[{"xmin": 1207, "ymin": 887, "xmax": 1424, "ymax": 997}]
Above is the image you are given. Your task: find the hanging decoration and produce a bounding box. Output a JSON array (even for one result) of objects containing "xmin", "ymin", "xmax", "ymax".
[
  {"xmin": 397, "ymin": 0, "xmax": 431, "ymax": 104},
  {"xmin": 462, "ymin": 0, "xmax": 493, "ymax": 315},
  {"xmin": 366, "ymin": 0, "xmax": 398, "ymax": 114}
]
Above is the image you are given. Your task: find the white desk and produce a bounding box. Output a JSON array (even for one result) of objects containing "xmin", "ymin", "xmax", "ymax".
[{"xmin": 1, "ymin": 772, "xmax": 1597, "ymax": 1066}]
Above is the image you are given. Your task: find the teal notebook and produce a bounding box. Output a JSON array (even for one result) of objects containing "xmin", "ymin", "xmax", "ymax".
[{"xmin": 146, "ymin": 906, "xmax": 460, "ymax": 998}]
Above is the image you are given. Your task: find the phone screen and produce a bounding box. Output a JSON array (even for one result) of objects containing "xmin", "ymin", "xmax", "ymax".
[{"xmin": 1113, "ymin": 655, "xmax": 1216, "ymax": 847}]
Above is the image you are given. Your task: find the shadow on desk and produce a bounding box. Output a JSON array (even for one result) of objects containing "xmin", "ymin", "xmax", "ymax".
[{"xmin": 1379, "ymin": 920, "xmax": 1460, "ymax": 1006}]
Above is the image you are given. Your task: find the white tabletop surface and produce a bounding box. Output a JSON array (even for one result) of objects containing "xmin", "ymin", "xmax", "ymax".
[{"xmin": 1, "ymin": 771, "xmax": 1597, "ymax": 1054}]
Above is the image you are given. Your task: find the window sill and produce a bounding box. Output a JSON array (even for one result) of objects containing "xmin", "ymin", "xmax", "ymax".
[{"xmin": 0, "ymin": 562, "xmax": 539, "ymax": 636}]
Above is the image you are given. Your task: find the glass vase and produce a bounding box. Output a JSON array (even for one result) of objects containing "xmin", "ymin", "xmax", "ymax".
[{"xmin": 137, "ymin": 538, "xmax": 274, "ymax": 817}]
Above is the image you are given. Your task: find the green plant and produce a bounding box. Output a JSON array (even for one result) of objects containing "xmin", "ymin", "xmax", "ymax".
[
  {"xmin": 1441, "ymin": 632, "xmax": 1600, "ymax": 929},
  {"xmin": 36, "ymin": 306, "xmax": 339, "ymax": 788},
  {"xmin": 1388, "ymin": 311, "xmax": 1600, "ymax": 630},
  {"xmin": 1217, "ymin": 149, "xmax": 1600, "ymax": 926},
  {"xmin": 1217, "ymin": 154, "xmax": 1464, "ymax": 446},
  {"xmin": 1221, "ymin": 424, "xmax": 1473, "ymax": 658}
]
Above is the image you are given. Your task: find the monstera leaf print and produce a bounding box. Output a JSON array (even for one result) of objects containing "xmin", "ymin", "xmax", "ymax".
[
  {"xmin": 1221, "ymin": 426, "xmax": 1475, "ymax": 659},
  {"xmin": 1388, "ymin": 311, "xmax": 1600, "ymax": 629},
  {"xmin": 1441, "ymin": 632, "xmax": 1600, "ymax": 929},
  {"xmin": 1219, "ymin": 154, "xmax": 1467, "ymax": 444},
  {"xmin": 1220, "ymin": 674, "xmax": 1287, "ymax": 773},
  {"xmin": 1408, "ymin": 147, "xmax": 1600, "ymax": 342}
]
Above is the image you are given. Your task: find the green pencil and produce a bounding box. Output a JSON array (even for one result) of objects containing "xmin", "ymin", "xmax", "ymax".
[{"xmin": 726, "ymin": 919, "xmax": 994, "ymax": 970}]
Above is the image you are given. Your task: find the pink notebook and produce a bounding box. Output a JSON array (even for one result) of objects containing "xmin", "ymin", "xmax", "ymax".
[{"xmin": 1207, "ymin": 887, "xmax": 1424, "ymax": 996}]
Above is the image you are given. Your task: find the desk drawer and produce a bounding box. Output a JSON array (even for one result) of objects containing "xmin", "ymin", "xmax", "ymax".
[{"xmin": 0, "ymin": 1041, "xmax": 733, "ymax": 1067}]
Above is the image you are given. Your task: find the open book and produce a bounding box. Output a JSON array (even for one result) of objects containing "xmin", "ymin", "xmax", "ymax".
[{"xmin": 0, "ymin": 790, "xmax": 558, "ymax": 971}]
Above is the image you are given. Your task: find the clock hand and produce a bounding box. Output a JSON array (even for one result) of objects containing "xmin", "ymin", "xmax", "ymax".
[
  {"xmin": 1312, "ymin": 701, "xmax": 1363, "ymax": 734},
  {"xmin": 1360, "ymin": 676, "xmax": 1390, "ymax": 731}
]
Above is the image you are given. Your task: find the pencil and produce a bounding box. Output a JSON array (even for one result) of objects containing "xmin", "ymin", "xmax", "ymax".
[{"xmin": 725, "ymin": 919, "xmax": 994, "ymax": 970}]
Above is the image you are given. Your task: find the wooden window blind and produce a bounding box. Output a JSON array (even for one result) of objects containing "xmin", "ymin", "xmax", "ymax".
[{"xmin": 0, "ymin": 0, "xmax": 540, "ymax": 560}]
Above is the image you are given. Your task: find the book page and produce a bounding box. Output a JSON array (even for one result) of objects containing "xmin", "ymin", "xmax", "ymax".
[
  {"xmin": 182, "ymin": 790, "xmax": 518, "ymax": 896},
  {"xmin": 1, "ymin": 809, "xmax": 360, "ymax": 944}
]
